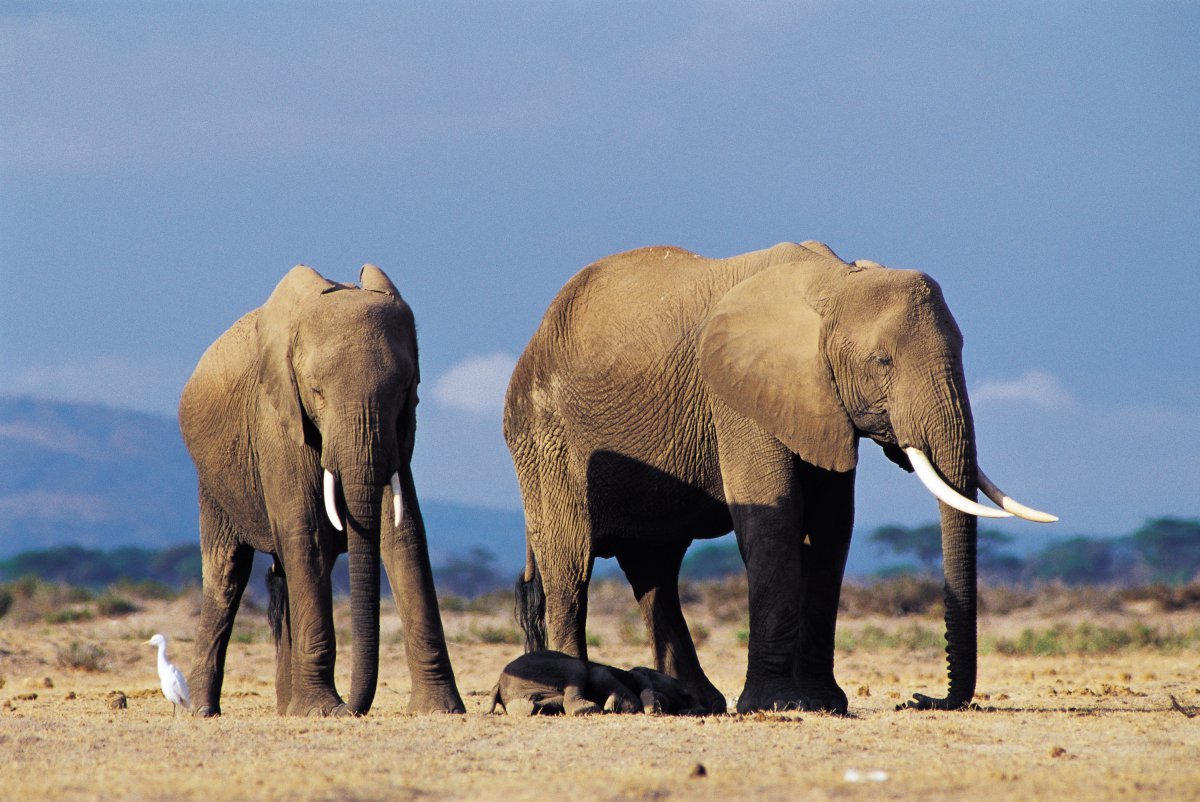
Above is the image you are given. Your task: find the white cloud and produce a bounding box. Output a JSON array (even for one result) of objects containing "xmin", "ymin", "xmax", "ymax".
[
  {"xmin": 0, "ymin": 356, "xmax": 191, "ymax": 416},
  {"xmin": 431, "ymin": 353, "xmax": 517, "ymax": 415},
  {"xmin": 972, "ymin": 370, "xmax": 1075, "ymax": 408}
]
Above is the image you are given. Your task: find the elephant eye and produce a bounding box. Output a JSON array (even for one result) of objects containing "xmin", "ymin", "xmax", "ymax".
[{"xmin": 873, "ymin": 354, "xmax": 893, "ymax": 367}]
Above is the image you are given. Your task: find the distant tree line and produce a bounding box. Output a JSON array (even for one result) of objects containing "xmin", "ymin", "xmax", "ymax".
[
  {"xmin": 2, "ymin": 517, "xmax": 1197, "ymax": 597},
  {"xmin": 868, "ymin": 516, "xmax": 1200, "ymax": 586},
  {"xmin": 679, "ymin": 517, "xmax": 1200, "ymax": 587},
  {"xmin": 0, "ymin": 542, "xmax": 513, "ymax": 599}
]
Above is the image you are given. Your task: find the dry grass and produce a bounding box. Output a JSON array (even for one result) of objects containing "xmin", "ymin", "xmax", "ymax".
[{"xmin": 2, "ymin": 581, "xmax": 1199, "ymax": 800}]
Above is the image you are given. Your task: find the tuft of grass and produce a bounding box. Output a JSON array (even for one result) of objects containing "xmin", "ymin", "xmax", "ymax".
[
  {"xmin": 56, "ymin": 641, "xmax": 107, "ymax": 672},
  {"xmin": 987, "ymin": 623, "xmax": 1200, "ymax": 656}
]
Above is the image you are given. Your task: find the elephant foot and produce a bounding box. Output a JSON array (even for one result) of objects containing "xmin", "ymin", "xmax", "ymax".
[
  {"xmin": 286, "ymin": 692, "xmax": 348, "ymax": 717},
  {"xmin": 568, "ymin": 701, "xmax": 602, "ymax": 716},
  {"xmin": 897, "ymin": 692, "xmax": 974, "ymax": 711},
  {"xmin": 684, "ymin": 679, "xmax": 728, "ymax": 715},
  {"xmin": 406, "ymin": 683, "xmax": 466, "ymax": 714},
  {"xmin": 737, "ymin": 676, "xmax": 848, "ymax": 714}
]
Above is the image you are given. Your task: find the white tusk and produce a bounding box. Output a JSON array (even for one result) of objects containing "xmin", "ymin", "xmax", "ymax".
[
  {"xmin": 323, "ymin": 469, "xmax": 344, "ymax": 532},
  {"xmin": 903, "ymin": 447, "xmax": 1013, "ymax": 519},
  {"xmin": 976, "ymin": 468, "xmax": 1058, "ymax": 523},
  {"xmin": 390, "ymin": 471, "xmax": 404, "ymax": 527}
]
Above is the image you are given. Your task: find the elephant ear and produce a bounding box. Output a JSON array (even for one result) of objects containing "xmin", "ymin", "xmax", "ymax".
[
  {"xmin": 697, "ymin": 261, "xmax": 858, "ymax": 472},
  {"xmin": 359, "ymin": 263, "xmax": 403, "ymax": 298},
  {"xmin": 257, "ymin": 265, "xmax": 333, "ymax": 445}
]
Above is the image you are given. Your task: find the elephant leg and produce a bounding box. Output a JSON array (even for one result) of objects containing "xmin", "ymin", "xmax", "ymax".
[
  {"xmin": 713, "ymin": 406, "xmax": 808, "ymax": 713},
  {"xmin": 188, "ymin": 494, "xmax": 254, "ymax": 717},
  {"xmin": 381, "ymin": 472, "xmax": 465, "ymax": 713},
  {"xmin": 277, "ymin": 528, "xmax": 345, "ymax": 716},
  {"xmin": 535, "ymin": 502, "xmax": 595, "ymax": 660},
  {"xmin": 586, "ymin": 664, "xmax": 640, "ymax": 713},
  {"xmin": 615, "ymin": 542, "xmax": 725, "ymax": 713},
  {"xmin": 792, "ymin": 460, "xmax": 855, "ymax": 713}
]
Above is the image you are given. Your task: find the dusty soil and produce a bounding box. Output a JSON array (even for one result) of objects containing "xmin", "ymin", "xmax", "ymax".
[{"xmin": 2, "ymin": 584, "xmax": 1198, "ymax": 801}]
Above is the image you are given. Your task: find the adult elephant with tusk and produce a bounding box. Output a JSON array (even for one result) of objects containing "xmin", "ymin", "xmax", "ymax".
[
  {"xmin": 180, "ymin": 264, "xmax": 464, "ymax": 717},
  {"xmin": 505, "ymin": 241, "xmax": 1056, "ymax": 714}
]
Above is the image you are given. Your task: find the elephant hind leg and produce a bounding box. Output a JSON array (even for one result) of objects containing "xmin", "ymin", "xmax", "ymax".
[
  {"xmin": 615, "ymin": 542, "xmax": 725, "ymax": 714},
  {"xmin": 532, "ymin": 498, "xmax": 595, "ymax": 660},
  {"xmin": 189, "ymin": 494, "xmax": 255, "ymax": 717}
]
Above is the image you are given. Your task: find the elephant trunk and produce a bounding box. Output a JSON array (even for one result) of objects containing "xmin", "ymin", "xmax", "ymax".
[
  {"xmin": 342, "ymin": 480, "xmax": 382, "ymax": 716},
  {"xmin": 895, "ymin": 362, "xmax": 978, "ymax": 710},
  {"xmin": 925, "ymin": 377, "xmax": 978, "ymax": 709}
]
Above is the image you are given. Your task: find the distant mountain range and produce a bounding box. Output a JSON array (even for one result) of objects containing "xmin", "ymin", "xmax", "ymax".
[{"xmin": 0, "ymin": 397, "xmax": 529, "ymax": 572}]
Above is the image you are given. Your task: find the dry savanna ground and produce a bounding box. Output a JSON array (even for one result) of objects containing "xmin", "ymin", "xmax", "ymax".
[{"xmin": 2, "ymin": 577, "xmax": 1199, "ymax": 801}]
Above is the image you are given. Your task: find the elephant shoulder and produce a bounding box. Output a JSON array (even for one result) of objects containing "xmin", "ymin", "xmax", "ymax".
[{"xmin": 180, "ymin": 310, "xmax": 262, "ymax": 427}]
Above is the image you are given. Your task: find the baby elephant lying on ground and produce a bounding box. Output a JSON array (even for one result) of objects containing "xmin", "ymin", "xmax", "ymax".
[{"xmin": 490, "ymin": 651, "xmax": 706, "ymax": 716}]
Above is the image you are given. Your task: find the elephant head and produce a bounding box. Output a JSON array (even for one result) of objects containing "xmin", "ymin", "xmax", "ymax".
[
  {"xmin": 697, "ymin": 241, "xmax": 1054, "ymax": 709},
  {"xmin": 258, "ymin": 263, "xmax": 417, "ymax": 714}
]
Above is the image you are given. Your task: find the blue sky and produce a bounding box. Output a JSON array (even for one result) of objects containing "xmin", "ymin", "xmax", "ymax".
[{"xmin": 2, "ymin": 3, "xmax": 1197, "ymax": 538}]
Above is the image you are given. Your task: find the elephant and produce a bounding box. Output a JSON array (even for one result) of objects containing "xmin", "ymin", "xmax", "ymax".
[
  {"xmin": 489, "ymin": 650, "xmax": 704, "ymax": 716},
  {"xmin": 504, "ymin": 241, "xmax": 1055, "ymax": 714},
  {"xmin": 179, "ymin": 264, "xmax": 465, "ymax": 717}
]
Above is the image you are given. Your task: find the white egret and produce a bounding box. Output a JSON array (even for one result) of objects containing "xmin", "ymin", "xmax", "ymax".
[{"xmin": 146, "ymin": 633, "xmax": 190, "ymax": 715}]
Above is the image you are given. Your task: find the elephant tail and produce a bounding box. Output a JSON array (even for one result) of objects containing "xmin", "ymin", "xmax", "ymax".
[
  {"xmin": 514, "ymin": 542, "xmax": 546, "ymax": 653},
  {"xmin": 266, "ymin": 557, "xmax": 287, "ymax": 646}
]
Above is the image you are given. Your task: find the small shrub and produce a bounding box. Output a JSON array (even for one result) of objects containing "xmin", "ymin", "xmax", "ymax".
[
  {"xmin": 586, "ymin": 631, "xmax": 602, "ymax": 648},
  {"xmin": 840, "ymin": 577, "xmax": 944, "ymax": 617},
  {"xmin": 690, "ymin": 622, "xmax": 710, "ymax": 647},
  {"xmin": 96, "ymin": 592, "xmax": 139, "ymax": 617},
  {"xmin": 472, "ymin": 625, "xmax": 523, "ymax": 645},
  {"xmin": 111, "ymin": 579, "xmax": 179, "ymax": 601},
  {"xmin": 439, "ymin": 595, "xmax": 471, "ymax": 613},
  {"xmin": 45, "ymin": 608, "xmax": 94, "ymax": 624},
  {"xmin": 990, "ymin": 623, "xmax": 1200, "ymax": 656},
  {"xmin": 0, "ymin": 585, "xmax": 12, "ymax": 618},
  {"xmin": 56, "ymin": 641, "xmax": 107, "ymax": 672}
]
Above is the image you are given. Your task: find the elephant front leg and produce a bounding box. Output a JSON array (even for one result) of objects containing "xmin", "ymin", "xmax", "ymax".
[
  {"xmin": 714, "ymin": 412, "xmax": 809, "ymax": 713},
  {"xmin": 616, "ymin": 543, "xmax": 725, "ymax": 714},
  {"xmin": 188, "ymin": 498, "xmax": 254, "ymax": 717},
  {"xmin": 277, "ymin": 533, "xmax": 347, "ymax": 716},
  {"xmin": 791, "ymin": 461, "xmax": 855, "ymax": 714}
]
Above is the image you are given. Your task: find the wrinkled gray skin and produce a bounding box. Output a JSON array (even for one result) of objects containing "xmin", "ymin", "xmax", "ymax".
[
  {"xmin": 506, "ymin": 241, "xmax": 987, "ymax": 714},
  {"xmin": 180, "ymin": 264, "xmax": 464, "ymax": 717},
  {"xmin": 489, "ymin": 651, "xmax": 704, "ymax": 716}
]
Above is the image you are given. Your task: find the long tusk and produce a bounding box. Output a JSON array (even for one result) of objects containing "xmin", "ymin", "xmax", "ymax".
[
  {"xmin": 390, "ymin": 471, "xmax": 404, "ymax": 527},
  {"xmin": 976, "ymin": 468, "xmax": 1058, "ymax": 523},
  {"xmin": 323, "ymin": 469, "xmax": 344, "ymax": 532},
  {"xmin": 903, "ymin": 447, "xmax": 1013, "ymax": 519}
]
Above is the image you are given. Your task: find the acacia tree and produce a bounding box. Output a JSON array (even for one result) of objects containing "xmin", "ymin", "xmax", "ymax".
[
  {"xmin": 869, "ymin": 524, "xmax": 1016, "ymax": 577},
  {"xmin": 1131, "ymin": 518, "xmax": 1200, "ymax": 585}
]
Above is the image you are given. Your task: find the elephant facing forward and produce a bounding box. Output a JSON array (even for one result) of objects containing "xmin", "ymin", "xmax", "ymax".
[
  {"xmin": 180, "ymin": 264, "xmax": 464, "ymax": 717},
  {"xmin": 505, "ymin": 241, "xmax": 1055, "ymax": 714}
]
